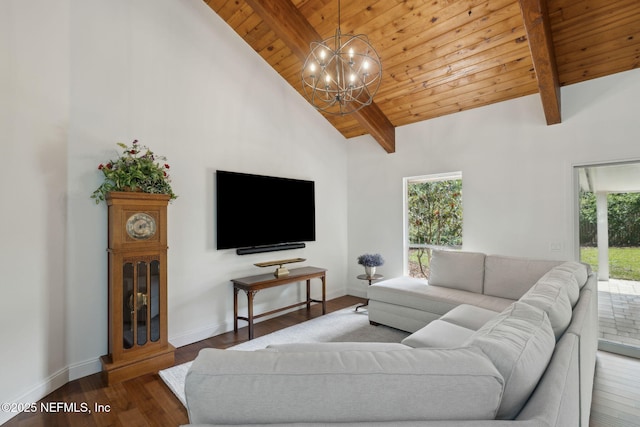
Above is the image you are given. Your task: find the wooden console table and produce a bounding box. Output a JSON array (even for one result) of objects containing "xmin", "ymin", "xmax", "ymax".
[{"xmin": 232, "ymin": 266, "xmax": 327, "ymax": 340}]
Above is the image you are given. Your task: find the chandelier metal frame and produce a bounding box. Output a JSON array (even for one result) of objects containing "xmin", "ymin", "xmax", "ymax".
[{"xmin": 301, "ymin": 1, "xmax": 382, "ymax": 116}]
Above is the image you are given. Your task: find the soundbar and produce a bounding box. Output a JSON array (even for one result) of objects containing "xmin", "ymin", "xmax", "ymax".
[{"xmin": 236, "ymin": 242, "xmax": 306, "ymax": 255}]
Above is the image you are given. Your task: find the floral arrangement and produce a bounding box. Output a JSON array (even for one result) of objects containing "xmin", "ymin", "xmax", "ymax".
[
  {"xmin": 357, "ymin": 253, "xmax": 385, "ymax": 267},
  {"xmin": 91, "ymin": 140, "xmax": 177, "ymax": 204}
]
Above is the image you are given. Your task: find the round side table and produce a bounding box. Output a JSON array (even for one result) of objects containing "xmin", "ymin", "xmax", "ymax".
[{"xmin": 355, "ymin": 273, "xmax": 384, "ymax": 311}]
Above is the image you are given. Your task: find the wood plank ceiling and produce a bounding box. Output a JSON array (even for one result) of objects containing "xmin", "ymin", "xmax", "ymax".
[{"xmin": 204, "ymin": 0, "xmax": 640, "ymax": 152}]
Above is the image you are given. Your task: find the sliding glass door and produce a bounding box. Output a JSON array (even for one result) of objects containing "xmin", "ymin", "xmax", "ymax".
[{"xmin": 576, "ymin": 161, "xmax": 640, "ymax": 358}]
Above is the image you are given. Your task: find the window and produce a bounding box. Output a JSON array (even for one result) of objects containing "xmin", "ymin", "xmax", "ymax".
[{"xmin": 404, "ymin": 172, "xmax": 463, "ymax": 278}]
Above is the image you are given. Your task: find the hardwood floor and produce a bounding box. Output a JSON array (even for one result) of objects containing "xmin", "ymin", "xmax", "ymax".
[{"xmin": 3, "ymin": 294, "xmax": 640, "ymax": 427}]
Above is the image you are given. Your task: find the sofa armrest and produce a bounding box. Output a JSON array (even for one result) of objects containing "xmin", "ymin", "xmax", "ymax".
[
  {"xmin": 516, "ymin": 332, "xmax": 580, "ymax": 427},
  {"xmin": 565, "ymin": 275, "xmax": 598, "ymax": 427},
  {"xmin": 185, "ymin": 347, "xmax": 504, "ymax": 425}
]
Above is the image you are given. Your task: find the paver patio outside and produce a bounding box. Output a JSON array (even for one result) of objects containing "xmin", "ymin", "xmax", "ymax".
[{"xmin": 598, "ymin": 279, "xmax": 640, "ymax": 348}]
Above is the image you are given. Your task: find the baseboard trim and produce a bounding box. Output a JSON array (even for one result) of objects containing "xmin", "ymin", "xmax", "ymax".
[
  {"xmin": 169, "ymin": 322, "xmax": 231, "ymax": 348},
  {"xmin": 0, "ymin": 366, "xmax": 71, "ymax": 425},
  {"xmin": 0, "ymin": 356, "xmax": 108, "ymax": 425},
  {"xmin": 68, "ymin": 356, "xmax": 103, "ymax": 381}
]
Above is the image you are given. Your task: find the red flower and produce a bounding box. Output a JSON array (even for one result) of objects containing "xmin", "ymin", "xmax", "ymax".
[
  {"xmin": 106, "ymin": 163, "xmax": 113, "ymax": 169},
  {"xmin": 164, "ymin": 164, "xmax": 170, "ymax": 169},
  {"xmin": 98, "ymin": 164, "xmax": 104, "ymax": 170},
  {"xmin": 130, "ymin": 150, "xmax": 136, "ymax": 154},
  {"xmin": 163, "ymin": 171, "xmax": 167, "ymax": 177},
  {"xmin": 132, "ymin": 139, "xmax": 138, "ymax": 144}
]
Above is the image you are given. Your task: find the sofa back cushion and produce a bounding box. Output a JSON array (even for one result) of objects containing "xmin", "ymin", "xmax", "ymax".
[
  {"xmin": 483, "ymin": 255, "xmax": 562, "ymax": 300},
  {"xmin": 536, "ymin": 266, "xmax": 581, "ymax": 307},
  {"xmin": 429, "ymin": 250, "xmax": 486, "ymax": 293},
  {"xmin": 553, "ymin": 261, "xmax": 590, "ymax": 290},
  {"xmin": 520, "ymin": 281, "xmax": 572, "ymax": 340},
  {"xmin": 464, "ymin": 301, "xmax": 555, "ymax": 420}
]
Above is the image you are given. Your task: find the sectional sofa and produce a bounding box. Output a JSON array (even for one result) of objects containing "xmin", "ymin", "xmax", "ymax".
[{"xmin": 183, "ymin": 250, "xmax": 597, "ymax": 426}]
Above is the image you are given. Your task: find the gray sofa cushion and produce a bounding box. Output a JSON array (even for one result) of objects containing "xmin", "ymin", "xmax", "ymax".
[
  {"xmin": 185, "ymin": 347, "xmax": 504, "ymax": 424},
  {"xmin": 367, "ymin": 300, "xmax": 442, "ymax": 333},
  {"xmin": 368, "ymin": 277, "xmax": 513, "ymax": 316},
  {"xmin": 554, "ymin": 261, "xmax": 590, "ymax": 289},
  {"xmin": 536, "ymin": 268, "xmax": 580, "ymax": 307},
  {"xmin": 439, "ymin": 304, "xmax": 501, "ymax": 330},
  {"xmin": 483, "ymin": 255, "xmax": 562, "ymax": 300},
  {"xmin": 520, "ymin": 281, "xmax": 572, "ymax": 340},
  {"xmin": 464, "ymin": 301, "xmax": 555, "ymax": 420},
  {"xmin": 428, "ymin": 250, "xmax": 486, "ymax": 293},
  {"xmin": 401, "ymin": 320, "xmax": 476, "ymax": 348}
]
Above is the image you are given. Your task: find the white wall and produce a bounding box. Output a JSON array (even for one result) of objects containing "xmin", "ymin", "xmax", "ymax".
[
  {"xmin": 1, "ymin": 0, "xmax": 348, "ymax": 422},
  {"xmin": 347, "ymin": 68, "xmax": 640, "ymax": 296},
  {"xmin": 0, "ymin": 0, "xmax": 71, "ymax": 416}
]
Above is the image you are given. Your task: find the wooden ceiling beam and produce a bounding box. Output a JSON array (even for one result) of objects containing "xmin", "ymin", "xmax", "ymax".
[
  {"xmin": 518, "ymin": 0, "xmax": 562, "ymax": 125},
  {"xmin": 244, "ymin": 0, "xmax": 395, "ymax": 153}
]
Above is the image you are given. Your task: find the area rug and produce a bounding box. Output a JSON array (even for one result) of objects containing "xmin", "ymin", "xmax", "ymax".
[{"xmin": 159, "ymin": 305, "xmax": 409, "ymax": 407}]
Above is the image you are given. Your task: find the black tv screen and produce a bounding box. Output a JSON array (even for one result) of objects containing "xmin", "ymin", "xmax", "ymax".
[{"xmin": 216, "ymin": 170, "xmax": 316, "ymax": 250}]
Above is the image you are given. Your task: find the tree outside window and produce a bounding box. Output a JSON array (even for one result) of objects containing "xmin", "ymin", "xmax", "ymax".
[{"xmin": 406, "ymin": 174, "xmax": 462, "ymax": 278}]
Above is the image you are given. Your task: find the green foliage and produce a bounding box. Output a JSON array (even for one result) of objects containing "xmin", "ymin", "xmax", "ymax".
[
  {"xmin": 91, "ymin": 140, "xmax": 177, "ymax": 204},
  {"xmin": 408, "ymin": 179, "xmax": 462, "ymax": 246},
  {"xmin": 407, "ymin": 179, "xmax": 462, "ymax": 278},
  {"xmin": 580, "ymin": 191, "xmax": 640, "ymax": 246},
  {"xmin": 580, "ymin": 247, "xmax": 640, "ymax": 281}
]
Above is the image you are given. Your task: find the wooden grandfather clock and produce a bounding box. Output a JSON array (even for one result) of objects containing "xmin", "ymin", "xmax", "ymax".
[{"xmin": 101, "ymin": 192, "xmax": 175, "ymax": 384}]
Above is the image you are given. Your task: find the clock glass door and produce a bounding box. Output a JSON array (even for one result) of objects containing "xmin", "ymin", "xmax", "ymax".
[
  {"xmin": 121, "ymin": 259, "xmax": 162, "ymax": 349},
  {"xmin": 150, "ymin": 260, "xmax": 161, "ymax": 342},
  {"xmin": 123, "ymin": 262, "xmax": 134, "ymax": 349},
  {"xmin": 137, "ymin": 261, "xmax": 148, "ymax": 346}
]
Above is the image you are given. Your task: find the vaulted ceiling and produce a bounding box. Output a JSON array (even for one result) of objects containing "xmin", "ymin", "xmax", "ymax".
[{"xmin": 203, "ymin": 0, "xmax": 640, "ymax": 153}]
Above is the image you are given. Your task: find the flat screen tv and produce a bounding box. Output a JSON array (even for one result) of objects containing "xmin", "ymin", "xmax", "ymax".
[{"xmin": 216, "ymin": 170, "xmax": 316, "ymax": 252}]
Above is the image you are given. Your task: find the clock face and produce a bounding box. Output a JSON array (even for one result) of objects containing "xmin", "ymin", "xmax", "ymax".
[{"xmin": 125, "ymin": 213, "xmax": 157, "ymax": 240}]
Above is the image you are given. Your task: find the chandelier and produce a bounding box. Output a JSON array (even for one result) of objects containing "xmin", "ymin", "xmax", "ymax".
[{"xmin": 301, "ymin": 0, "xmax": 382, "ymax": 116}]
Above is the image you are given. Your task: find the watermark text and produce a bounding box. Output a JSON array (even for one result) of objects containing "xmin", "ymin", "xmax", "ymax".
[{"xmin": 1, "ymin": 402, "xmax": 111, "ymax": 414}]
